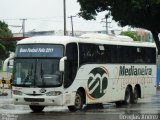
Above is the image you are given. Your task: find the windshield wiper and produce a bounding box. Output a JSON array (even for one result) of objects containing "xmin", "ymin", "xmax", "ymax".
[
  {"xmin": 23, "ymin": 63, "xmax": 33, "ymax": 85},
  {"xmin": 40, "ymin": 63, "xmax": 45, "ymax": 86}
]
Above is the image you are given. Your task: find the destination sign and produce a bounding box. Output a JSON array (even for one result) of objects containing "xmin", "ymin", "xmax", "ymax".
[{"xmin": 16, "ymin": 44, "xmax": 63, "ymax": 58}]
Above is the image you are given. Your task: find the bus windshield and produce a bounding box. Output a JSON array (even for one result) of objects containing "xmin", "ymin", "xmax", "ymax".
[{"xmin": 12, "ymin": 44, "xmax": 63, "ymax": 87}]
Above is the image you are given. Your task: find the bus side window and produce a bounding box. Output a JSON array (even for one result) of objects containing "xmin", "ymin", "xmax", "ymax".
[
  {"xmin": 134, "ymin": 47, "xmax": 144, "ymax": 63},
  {"xmin": 144, "ymin": 47, "xmax": 156, "ymax": 64},
  {"xmin": 64, "ymin": 43, "xmax": 78, "ymax": 88}
]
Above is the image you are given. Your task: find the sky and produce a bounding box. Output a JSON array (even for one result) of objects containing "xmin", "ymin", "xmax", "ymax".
[{"xmin": 0, "ymin": 0, "xmax": 126, "ymax": 33}]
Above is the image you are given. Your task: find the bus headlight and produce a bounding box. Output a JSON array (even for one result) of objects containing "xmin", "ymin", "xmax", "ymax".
[
  {"xmin": 46, "ymin": 91, "xmax": 62, "ymax": 96},
  {"xmin": 12, "ymin": 90, "xmax": 23, "ymax": 95}
]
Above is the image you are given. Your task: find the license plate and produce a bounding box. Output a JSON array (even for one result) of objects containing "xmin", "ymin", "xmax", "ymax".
[{"xmin": 30, "ymin": 102, "xmax": 39, "ymax": 105}]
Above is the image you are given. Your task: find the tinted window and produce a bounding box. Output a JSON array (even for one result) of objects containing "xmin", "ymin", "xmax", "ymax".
[
  {"xmin": 79, "ymin": 43, "xmax": 107, "ymax": 65},
  {"xmin": 64, "ymin": 43, "xmax": 78, "ymax": 88},
  {"xmin": 79, "ymin": 43, "xmax": 156, "ymax": 65}
]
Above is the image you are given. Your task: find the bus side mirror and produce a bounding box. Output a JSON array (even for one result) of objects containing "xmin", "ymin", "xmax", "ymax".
[
  {"xmin": 3, "ymin": 52, "xmax": 15, "ymax": 72},
  {"xmin": 59, "ymin": 56, "xmax": 67, "ymax": 72},
  {"xmin": 3, "ymin": 58, "xmax": 10, "ymax": 72}
]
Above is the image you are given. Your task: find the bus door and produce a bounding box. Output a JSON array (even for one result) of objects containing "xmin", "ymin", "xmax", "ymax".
[{"xmin": 64, "ymin": 43, "xmax": 78, "ymax": 88}]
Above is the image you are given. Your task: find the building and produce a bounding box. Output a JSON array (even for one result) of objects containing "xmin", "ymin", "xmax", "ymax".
[{"xmin": 13, "ymin": 30, "xmax": 55, "ymax": 37}]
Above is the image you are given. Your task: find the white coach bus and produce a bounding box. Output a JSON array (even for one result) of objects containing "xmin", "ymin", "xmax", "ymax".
[{"xmin": 12, "ymin": 34, "xmax": 157, "ymax": 112}]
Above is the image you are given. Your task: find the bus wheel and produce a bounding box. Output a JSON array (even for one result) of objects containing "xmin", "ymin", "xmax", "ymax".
[
  {"xmin": 29, "ymin": 105, "xmax": 45, "ymax": 112},
  {"xmin": 131, "ymin": 88, "xmax": 138, "ymax": 104},
  {"xmin": 115, "ymin": 101, "xmax": 123, "ymax": 106},
  {"xmin": 124, "ymin": 87, "xmax": 131, "ymax": 105},
  {"xmin": 68, "ymin": 91, "xmax": 83, "ymax": 112}
]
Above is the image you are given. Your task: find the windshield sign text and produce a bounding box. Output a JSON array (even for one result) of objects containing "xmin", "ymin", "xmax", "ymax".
[{"xmin": 20, "ymin": 48, "xmax": 54, "ymax": 53}]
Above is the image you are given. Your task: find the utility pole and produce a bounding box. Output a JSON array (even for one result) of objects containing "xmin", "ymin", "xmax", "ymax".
[
  {"xmin": 105, "ymin": 17, "xmax": 109, "ymax": 34},
  {"xmin": 20, "ymin": 19, "xmax": 27, "ymax": 37},
  {"xmin": 101, "ymin": 14, "xmax": 111, "ymax": 34},
  {"xmin": 68, "ymin": 15, "xmax": 76, "ymax": 36},
  {"xmin": 63, "ymin": 0, "xmax": 66, "ymax": 36}
]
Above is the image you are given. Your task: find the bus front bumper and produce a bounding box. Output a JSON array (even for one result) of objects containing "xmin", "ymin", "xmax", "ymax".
[{"xmin": 13, "ymin": 95, "xmax": 63, "ymax": 106}]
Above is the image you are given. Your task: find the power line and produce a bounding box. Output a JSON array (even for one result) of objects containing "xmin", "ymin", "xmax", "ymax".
[
  {"xmin": 0, "ymin": 16, "xmax": 64, "ymax": 20},
  {"xmin": 9, "ymin": 25, "xmax": 22, "ymax": 27},
  {"xmin": 1, "ymin": 17, "xmax": 103, "ymax": 24}
]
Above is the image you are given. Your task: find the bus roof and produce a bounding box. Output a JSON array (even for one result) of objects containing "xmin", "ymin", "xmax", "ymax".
[
  {"xmin": 17, "ymin": 36, "xmax": 78, "ymax": 45},
  {"xmin": 80, "ymin": 33, "xmax": 134, "ymax": 42},
  {"xmin": 17, "ymin": 34, "xmax": 156, "ymax": 48}
]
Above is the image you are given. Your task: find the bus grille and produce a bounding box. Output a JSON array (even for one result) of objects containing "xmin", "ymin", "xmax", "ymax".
[
  {"xmin": 26, "ymin": 94, "xmax": 43, "ymax": 96},
  {"xmin": 24, "ymin": 98, "xmax": 44, "ymax": 102}
]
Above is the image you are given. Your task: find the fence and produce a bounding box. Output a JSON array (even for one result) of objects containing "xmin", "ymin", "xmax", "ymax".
[
  {"xmin": 0, "ymin": 60, "xmax": 3, "ymax": 71},
  {"xmin": 0, "ymin": 78, "xmax": 11, "ymax": 89}
]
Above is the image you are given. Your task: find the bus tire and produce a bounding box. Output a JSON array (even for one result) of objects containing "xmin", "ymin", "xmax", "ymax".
[
  {"xmin": 115, "ymin": 101, "xmax": 123, "ymax": 106},
  {"xmin": 29, "ymin": 105, "xmax": 45, "ymax": 112},
  {"xmin": 124, "ymin": 87, "xmax": 131, "ymax": 105},
  {"xmin": 131, "ymin": 87, "xmax": 138, "ymax": 104},
  {"xmin": 68, "ymin": 91, "xmax": 83, "ymax": 112}
]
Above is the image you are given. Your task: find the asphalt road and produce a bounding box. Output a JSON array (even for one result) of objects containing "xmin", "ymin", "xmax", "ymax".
[{"xmin": 0, "ymin": 90, "xmax": 160, "ymax": 120}]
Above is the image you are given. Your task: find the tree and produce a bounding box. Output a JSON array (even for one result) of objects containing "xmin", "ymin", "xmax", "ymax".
[
  {"xmin": 0, "ymin": 21, "xmax": 15, "ymax": 60},
  {"xmin": 0, "ymin": 44, "xmax": 6, "ymax": 59},
  {"xmin": 0, "ymin": 21, "xmax": 13, "ymax": 38},
  {"xmin": 121, "ymin": 31, "xmax": 141, "ymax": 41},
  {"xmin": 77, "ymin": 0, "xmax": 160, "ymax": 52}
]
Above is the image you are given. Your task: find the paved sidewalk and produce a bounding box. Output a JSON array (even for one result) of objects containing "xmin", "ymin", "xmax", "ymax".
[{"xmin": 0, "ymin": 89, "xmax": 13, "ymax": 104}]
